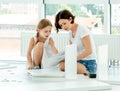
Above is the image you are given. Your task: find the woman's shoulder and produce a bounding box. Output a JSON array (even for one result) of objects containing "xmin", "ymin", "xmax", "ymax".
[
  {"xmin": 76, "ymin": 24, "xmax": 90, "ymax": 38},
  {"xmin": 77, "ymin": 24, "xmax": 89, "ymax": 32},
  {"xmin": 77, "ymin": 24, "xmax": 88, "ymax": 30}
]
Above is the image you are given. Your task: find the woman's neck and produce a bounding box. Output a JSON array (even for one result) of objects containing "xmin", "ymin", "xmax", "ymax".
[
  {"xmin": 70, "ymin": 23, "xmax": 78, "ymax": 38},
  {"xmin": 70, "ymin": 23, "xmax": 78, "ymax": 32}
]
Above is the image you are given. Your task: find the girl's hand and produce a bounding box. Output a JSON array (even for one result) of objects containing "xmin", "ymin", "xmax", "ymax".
[
  {"xmin": 49, "ymin": 37, "xmax": 54, "ymax": 46},
  {"xmin": 49, "ymin": 38, "xmax": 58, "ymax": 54},
  {"xmin": 28, "ymin": 64, "xmax": 33, "ymax": 70}
]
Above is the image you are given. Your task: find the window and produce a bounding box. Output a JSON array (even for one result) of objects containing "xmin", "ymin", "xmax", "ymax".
[
  {"xmin": 0, "ymin": 2, "xmax": 39, "ymax": 38},
  {"xmin": 111, "ymin": 4, "xmax": 120, "ymax": 34},
  {"xmin": 45, "ymin": 4, "xmax": 104, "ymax": 34},
  {"xmin": 0, "ymin": 0, "xmax": 43, "ymax": 58}
]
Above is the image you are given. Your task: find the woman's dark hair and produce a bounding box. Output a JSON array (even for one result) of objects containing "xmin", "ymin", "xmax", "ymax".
[{"xmin": 55, "ymin": 9, "xmax": 75, "ymax": 32}]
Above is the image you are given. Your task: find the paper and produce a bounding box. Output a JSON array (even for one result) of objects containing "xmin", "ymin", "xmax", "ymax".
[
  {"xmin": 65, "ymin": 44, "xmax": 77, "ymax": 79},
  {"xmin": 43, "ymin": 51, "xmax": 65, "ymax": 68},
  {"xmin": 27, "ymin": 69, "xmax": 65, "ymax": 77}
]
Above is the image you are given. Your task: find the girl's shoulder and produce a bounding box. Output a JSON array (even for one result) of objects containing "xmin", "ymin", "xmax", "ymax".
[
  {"xmin": 29, "ymin": 36, "xmax": 36, "ymax": 46},
  {"xmin": 49, "ymin": 37, "xmax": 53, "ymax": 41},
  {"xmin": 44, "ymin": 36, "xmax": 55, "ymax": 46},
  {"xmin": 45, "ymin": 36, "xmax": 52, "ymax": 44},
  {"xmin": 49, "ymin": 37, "xmax": 54, "ymax": 43}
]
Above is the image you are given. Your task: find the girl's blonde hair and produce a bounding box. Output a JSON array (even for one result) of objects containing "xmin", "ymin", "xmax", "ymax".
[
  {"xmin": 36, "ymin": 19, "xmax": 52, "ymax": 44},
  {"xmin": 37, "ymin": 19, "xmax": 52, "ymax": 30}
]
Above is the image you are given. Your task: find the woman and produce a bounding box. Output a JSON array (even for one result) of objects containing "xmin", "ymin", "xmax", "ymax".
[{"xmin": 55, "ymin": 9, "xmax": 97, "ymax": 76}]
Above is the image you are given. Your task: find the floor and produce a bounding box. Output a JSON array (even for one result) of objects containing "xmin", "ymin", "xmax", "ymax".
[
  {"xmin": 98, "ymin": 67, "xmax": 120, "ymax": 91},
  {"xmin": 0, "ymin": 51, "xmax": 120, "ymax": 91},
  {"xmin": 0, "ymin": 59, "xmax": 120, "ymax": 91}
]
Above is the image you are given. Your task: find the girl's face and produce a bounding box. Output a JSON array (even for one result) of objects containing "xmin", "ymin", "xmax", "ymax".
[
  {"xmin": 39, "ymin": 25, "xmax": 52, "ymax": 39},
  {"xmin": 58, "ymin": 18, "xmax": 72, "ymax": 31}
]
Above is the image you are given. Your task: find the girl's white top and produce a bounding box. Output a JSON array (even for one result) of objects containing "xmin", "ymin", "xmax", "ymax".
[{"xmin": 32, "ymin": 35, "xmax": 64, "ymax": 70}]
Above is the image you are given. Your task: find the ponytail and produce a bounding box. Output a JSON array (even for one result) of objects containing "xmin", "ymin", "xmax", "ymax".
[{"xmin": 36, "ymin": 31, "xmax": 40, "ymax": 44}]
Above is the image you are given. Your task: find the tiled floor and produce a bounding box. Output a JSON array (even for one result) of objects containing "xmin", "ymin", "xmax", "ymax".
[
  {"xmin": 0, "ymin": 61, "xmax": 111, "ymax": 91},
  {"xmin": 101, "ymin": 85, "xmax": 120, "ymax": 91},
  {"xmin": 97, "ymin": 67, "xmax": 120, "ymax": 85},
  {"xmin": 0, "ymin": 52, "xmax": 120, "ymax": 91},
  {"xmin": 0, "ymin": 60, "xmax": 120, "ymax": 91}
]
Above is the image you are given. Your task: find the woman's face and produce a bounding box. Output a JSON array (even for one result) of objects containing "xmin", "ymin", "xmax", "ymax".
[
  {"xmin": 39, "ymin": 25, "xmax": 52, "ymax": 39},
  {"xmin": 58, "ymin": 19, "xmax": 72, "ymax": 31}
]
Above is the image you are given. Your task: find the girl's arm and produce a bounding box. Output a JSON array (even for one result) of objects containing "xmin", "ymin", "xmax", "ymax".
[
  {"xmin": 77, "ymin": 35, "xmax": 92, "ymax": 60},
  {"xmin": 26, "ymin": 37, "xmax": 35, "ymax": 69},
  {"xmin": 49, "ymin": 37, "xmax": 58, "ymax": 54}
]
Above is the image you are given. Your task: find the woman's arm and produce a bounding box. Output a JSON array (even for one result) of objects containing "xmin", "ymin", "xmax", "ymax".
[
  {"xmin": 77, "ymin": 35, "xmax": 92, "ymax": 60},
  {"xmin": 26, "ymin": 37, "xmax": 35, "ymax": 69},
  {"xmin": 49, "ymin": 37, "xmax": 58, "ymax": 54}
]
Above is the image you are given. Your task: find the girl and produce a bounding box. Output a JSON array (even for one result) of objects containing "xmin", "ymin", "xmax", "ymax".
[
  {"xmin": 55, "ymin": 9, "xmax": 97, "ymax": 76},
  {"xmin": 27, "ymin": 19, "xmax": 58, "ymax": 70}
]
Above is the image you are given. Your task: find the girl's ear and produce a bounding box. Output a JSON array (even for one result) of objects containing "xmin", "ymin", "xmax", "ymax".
[{"xmin": 37, "ymin": 29, "xmax": 40, "ymax": 32}]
